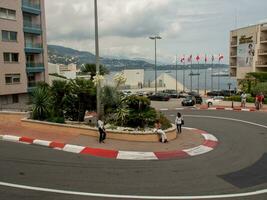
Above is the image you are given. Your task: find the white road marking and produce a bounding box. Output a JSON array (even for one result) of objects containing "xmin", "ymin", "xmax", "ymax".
[
  {"xmin": 184, "ymin": 115, "xmax": 267, "ymax": 129},
  {"xmin": 224, "ymin": 108, "xmax": 233, "ymax": 111},
  {"xmin": 62, "ymin": 144, "xmax": 85, "ymax": 153},
  {"xmin": 175, "ymin": 108, "xmax": 184, "ymax": 110},
  {"xmin": 0, "ymin": 181, "xmax": 266, "ymax": 199},
  {"xmin": 117, "ymin": 151, "xmax": 158, "ymax": 160},
  {"xmin": 207, "ymin": 107, "xmax": 217, "ymax": 110},
  {"xmin": 202, "ymin": 133, "xmax": 218, "ymax": 142},
  {"xmin": 183, "ymin": 145, "xmax": 213, "ymax": 156},
  {"xmin": 160, "ymin": 108, "xmax": 169, "ymax": 111}
]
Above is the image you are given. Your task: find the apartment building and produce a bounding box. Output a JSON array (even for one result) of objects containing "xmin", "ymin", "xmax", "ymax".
[
  {"xmin": 230, "ymin": 22, "xmax": 267, "ymax": 82},
  {"xmin": 0, "ymin": 0, "xmax": 48, "ymax": 110}
]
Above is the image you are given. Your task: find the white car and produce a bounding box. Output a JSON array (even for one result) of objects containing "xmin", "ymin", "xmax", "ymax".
[{"xmin": 205, "ymin": 96, "xmax": 224, "ymax": 106}]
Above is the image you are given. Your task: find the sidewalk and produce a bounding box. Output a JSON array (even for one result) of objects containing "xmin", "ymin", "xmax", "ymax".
[
  {"xmin": 0, "ymin": 114, "xmax": 203, "ymax": 152},
  {"xmin": 198, "ymin": 101, "xmax": 267, "ymax": 112}
]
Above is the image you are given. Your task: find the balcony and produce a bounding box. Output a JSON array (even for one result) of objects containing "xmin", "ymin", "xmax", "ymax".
[
  {"xmin": 27, "ymin": 81, "xmax": 38, "ymax": 92},
  {"xmin": 25, "ymin": 43, "xmax": 43, "ymax": 54},
  {"xmin": 258, "ymin": 49, "xmax": 267, "ymax": 55},
  {"xmin": 261, "ymin": 25, "xmax": 267, "ymax": 32},
  {"xmin": 260, "ymin": 36, "xmax": 267, "ymax": 43},
  {"xmin": 256, "ymin": 61, "xmax": 267, "ymax": 67},
  {"xmin": 231, "ymin": 41, "xmax": 237, "ymax": 46},
  {"xmin": 26, "ymin": 62, "xmax": 45, "ymax": 73},
  {"xmin": 230, "ymin": 52, "xmax": 237, "ymax": 57},
  {"xmin": 22, "ymin": 0, "xmax": 41, "ymax": 15},
  {"xmin": 23, "ymin": 21, "xmax": 42, "ymax": 35},
  {"xmin": 230, "ymin": 62, "xmax": 237, "ymax": 67}
]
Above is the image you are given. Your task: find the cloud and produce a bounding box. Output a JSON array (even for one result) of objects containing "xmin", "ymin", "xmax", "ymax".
[{"xmin": 45, "ymin": 0, "xmax": 267, "ymax": 63}]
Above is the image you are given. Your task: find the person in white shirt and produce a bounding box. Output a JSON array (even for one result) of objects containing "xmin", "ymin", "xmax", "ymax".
[
  {"xmin": 97, "ymin": 119, "xmax": 106, "ymax": 143},
  {"xmin": 154, "ymin": 120, "xmax": 168, "ymax": 143},
  {"xmin": 175, "ymin": 112, "xmax": 183, "ymax": 134},
  {"xmin": 241, "ymin": 92, "xmax": 247, "ymax": 108}
]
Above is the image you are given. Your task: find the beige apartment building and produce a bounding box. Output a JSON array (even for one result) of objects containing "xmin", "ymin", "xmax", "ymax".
[
  {"xmin": 0, "ymin": 0, "xmax": 48, "ymax": 110},
  {"xmin": 230, "ymin": 22, "xmax": 267, "ymax": 82}
]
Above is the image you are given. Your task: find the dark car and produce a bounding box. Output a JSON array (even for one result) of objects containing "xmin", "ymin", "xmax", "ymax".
[
  {"xmin": 182, "ymin": 96, "xmax": 196, "ymax": 106},
  {"xmin": 207, "ymin": 91, "xmax": 223, "ymax": 97},
  {"xmin": 148, "ymin": 93, "xmax": 170, "ymax": 101},
  {"xmin": 162, "ymin": 89, "xmax": 179, "ymax": 98},
  {"xmin": 187, "ymin": 91, "xmax": 202, "ymax": 104}
]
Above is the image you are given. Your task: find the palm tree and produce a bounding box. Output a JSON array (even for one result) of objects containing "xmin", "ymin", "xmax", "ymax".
[
  {"xmin": 81, "ymin": 64, "xmax": 109, "ymax": 80},
  {"xmin": 31, "ymin": 86, "xmax": 52, "ymax": 120}
]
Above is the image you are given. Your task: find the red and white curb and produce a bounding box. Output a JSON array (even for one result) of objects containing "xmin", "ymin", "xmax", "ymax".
[
  {"xmin": 0, "ymin": 128, "xmax": 218, "ymax": 160},
  {"xmin": 203, "ymin": 107, "xmax": 256, "ymax": 112},
  {"xmin": 159, "ymin": 107, "xmax": 256, "ymax": 112}
]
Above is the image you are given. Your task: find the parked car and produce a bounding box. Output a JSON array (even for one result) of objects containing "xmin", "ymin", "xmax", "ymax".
[
  {"xmin": 178, "ymin": 91, "xmax": 188, "ymax": 98},
  {"xmin": 162, "ymin": 89, "xmax": 179, "ymax": 98},
  {"xmin": 187, "ymin": 92, "xmax": 203, "ymax": 104},
  {"xmin": 182, "ymin": 96, "xmax": 196, "ymax": 106},
  {"xmin": 207, "ymin": 90, "xmax": 223, "ymax": 97},
  {"xmin": 205, "ymin": 96, "xmax": 224, "ymax": 106},
  {"xmin": 148, "ymin": 93, "xmax": 170, "ymax": 101}
]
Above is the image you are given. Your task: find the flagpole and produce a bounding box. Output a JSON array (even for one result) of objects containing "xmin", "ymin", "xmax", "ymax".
[
  {"xmin": 211, "ymin": 57, "xmax": 214, "ymax": 92},
  {"xmin": 204, "ymin": 56, "xmax": 207, "ymax": 95},
  {"xmin": 218, "ymin": 59, "xmax": 220, "ymax": 91},
  {"xmin": 175, "ymin": 55, "xmax": 178, "ymax": 95},
  {"xmin": 197, "ymin": 60, "xmax": 200, "ymax": 95},
  {"xmin": 183, "ymin": 55, "xmax": 185, "ymax": 92},
  {"xmin": 190, "ymin": 57, "xmax": 193, "ymax": 92}
]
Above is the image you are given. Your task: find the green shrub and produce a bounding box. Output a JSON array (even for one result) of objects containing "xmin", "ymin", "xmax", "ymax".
[
  {"xmin": 158, "ymin": 112, "xmax": 172, "ymax": 130},
  {"xmin": 47, "ymin": 117, "xmax": 65, "ymax": 124}
]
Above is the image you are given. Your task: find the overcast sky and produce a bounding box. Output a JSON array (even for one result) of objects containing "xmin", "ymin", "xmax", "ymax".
[{"xmin": 45, "ymin": 0, "xmax": 267, "ymax": 64}]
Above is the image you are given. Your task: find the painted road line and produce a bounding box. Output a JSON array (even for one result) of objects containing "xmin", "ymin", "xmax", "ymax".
[
  {"xmin": 62, "ymin": 144, "xmax": 85, "ymax": 154},
  {"xmin": 159, "ymin": 108, "xmax": 169, "ymax": 111},
  {"xmin": 33, "ymin": 139, "xmax": 51, "ymax": 147},
  {"xmin": 207, "ymin": 107, "xmax": 217, "ymax": 110},
  {"xmin": 175, "ymin": 108, "xmax": 184, "ymax": 110},
  {"xmin": 0, "ymin": 181, "xmax": 266, "ymax": 199},
  {"xmin": 224, "ymin": 108, "xmax": 233, "ymax": 111},
  {"xmin": 183, "ymin": 145, "xmax": 213, "ymax": 156},
  {"xmin": 202, "ymin": 133, "xmax": 218, "ymax": 142},
  {"xmin": 117, "ymin": 151, "xmax": 158, "ymax": 160},
  {"xmin": 2, "ymin": 135, "xmax": 20, "ymax": 143},
  {"xmin": 185, "ymin": 115, "xmax": 267, "ymax": 129}
]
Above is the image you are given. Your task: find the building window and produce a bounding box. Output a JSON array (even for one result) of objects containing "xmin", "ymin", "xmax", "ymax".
[
  {"xmin": 5, "ymin": 74, "xmax": 20, "ymax": 84},
  {"xmin": 12, "ymin": 94, "xmax": 19, "ymax": 103},
  {"xmin": 0, "ymin": 8, "xmax": 16, "ymax": 20},
  {"xmin": 3, "ymin": 53, "xmax": 19, "ymax": 62},
  {"xmin": 1, "ymin": 30, "xmax": 17, "ymax": 42}
]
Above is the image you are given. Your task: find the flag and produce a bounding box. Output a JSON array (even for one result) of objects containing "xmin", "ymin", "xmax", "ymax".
[
  {"xmin": 180, "ymin": 57, "xmax": 185, "ymax": 63},
  {"xmin": 219, "ymin": 54, "xmax": 224, "ymax": 61},
  {"xmin": 205, "ymin": 55, "xmax": 208, "ymax": 63},
  {"xmin": 196, "ymin": 55, "xmax": 200, "ymax": 62},
  {"xmin": 211, "ymin": 55, "xmax": 214, "ymax": 62},
  {"xmin": 188, "ymin": 55, "xmax": 192, "ymax": 62}
]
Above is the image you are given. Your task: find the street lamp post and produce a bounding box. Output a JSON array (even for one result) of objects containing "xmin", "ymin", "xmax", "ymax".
[
  {"xmin": 149, "ymin": 36, "xmax": 162, "ymax": 94},
  {"xmin": 94, "ymin": 0, "xmax": 101, "ymax": 119},
  {"xmin": 175, "ymin": 55, "xmax": 178, "ymax": 95}
]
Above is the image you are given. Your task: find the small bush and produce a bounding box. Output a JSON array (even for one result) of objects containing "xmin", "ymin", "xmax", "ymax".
[
  {"xmin": 46, "ymin": 117, "xmax": 65, "ymax": 124},
  {"xmin": 158, "ymin": 112, "xmax": 172, "ymax": 130}
]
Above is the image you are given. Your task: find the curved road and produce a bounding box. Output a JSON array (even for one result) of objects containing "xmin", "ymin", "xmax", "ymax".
[{"xmin": 0, "ymin": 110, "xmax": 266, "ymax": 200}]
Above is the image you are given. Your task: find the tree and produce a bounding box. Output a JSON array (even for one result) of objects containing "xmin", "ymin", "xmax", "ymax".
[
  {"xmin": 81, "ymin": 64, "xmax": 109, "ymax": 80},
  {"xmin": 68, "ymin": 78, "xmax": 96, "ymax": 121},
  {"xmin": 50, "ymin": 80, "xmax": 69, "ymax": 118},
  {"xmin": 31, "ymin": 86, "xmax": 52, "ymax": 120}
]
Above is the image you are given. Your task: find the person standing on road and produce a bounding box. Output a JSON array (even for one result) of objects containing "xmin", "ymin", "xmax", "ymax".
[
  {"xmin": 241, "ymin": 92, "xmax": 247, "ymax": 108},
  {"xmin": 154, "ymin": 120, "xmax": 168, "ymax": 143},
  {"xmin": 175, "ymin": 112, "xmax": 183, "ymax": 134},
  {"xmin": 97, "ymin": 118, "xmax": 106, "ymax": 143}
]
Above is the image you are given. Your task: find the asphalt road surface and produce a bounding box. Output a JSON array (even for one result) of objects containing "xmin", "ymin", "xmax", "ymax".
[{"xmin": 0, "ymin": 110, "xmax": 266, "ymax": 200}]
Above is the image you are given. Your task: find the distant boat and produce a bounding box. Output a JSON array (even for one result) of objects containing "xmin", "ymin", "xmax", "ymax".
[
  {"xmin": 189, "ymin": 72, "xmax": 200, "ymax": 76},
  {"xmin": 212, "ymin": 72, "xmax": 229, "ymax": 77}
]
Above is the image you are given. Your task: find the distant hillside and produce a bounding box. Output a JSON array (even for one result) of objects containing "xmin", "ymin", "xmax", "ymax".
[
  {"xmin": 47, "ymin": 44, "xmax": 228, "ymax": 71},
  {"xmin": 48, "ymin": 45, "xmax": 154, "ymax": 71}
]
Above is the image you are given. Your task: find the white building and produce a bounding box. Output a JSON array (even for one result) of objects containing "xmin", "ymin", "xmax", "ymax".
[
  {"xmin": 150, "ymin": 73, "xmax": 185, "ymax": 91},
  {"xmin": 48, "ymin": 63, "xmax": 77, "ymax": 85},
  {"xmin": 122, "ymin": 69, "xmax": 144, "ymax": 89}
]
